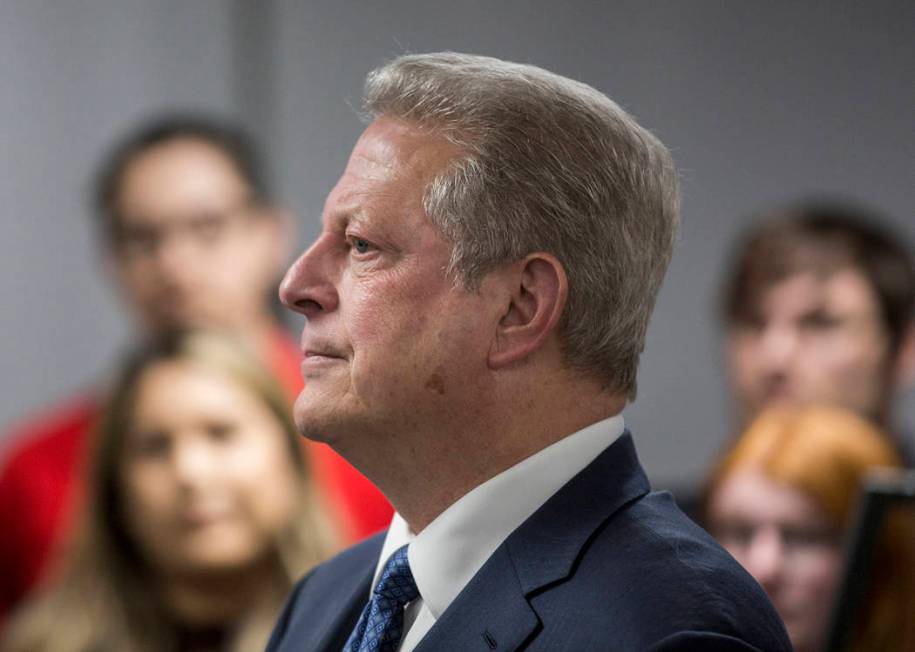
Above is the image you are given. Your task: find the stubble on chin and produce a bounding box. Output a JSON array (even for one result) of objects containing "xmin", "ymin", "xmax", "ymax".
[
  {"xmin": 292, "ymin": 391, "xmax": 331, "ymax": 443},
  {"xmin": 292, "ymin": 384, "xmax": 365, "ymax": 447}
]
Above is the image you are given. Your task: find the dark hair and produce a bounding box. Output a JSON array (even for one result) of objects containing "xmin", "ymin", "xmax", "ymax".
[
  {"xmin": 722, "ymin": 201, "xmax": 915, "ymax": 353},
  {"xmin": 93, "ymin": 112, "xmax": 270, "ymax": 240}
]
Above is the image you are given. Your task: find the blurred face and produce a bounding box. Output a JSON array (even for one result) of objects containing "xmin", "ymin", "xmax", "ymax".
[
  {"xmin": 110, "ymin": 138, "xmax": 286, "ymax": 335},
  {"xmin": 726, "ymin": 269, "xmax": 892, "ymax": 423},
  {"xmin": 120, "ymin": 360, "xmax": 298, "ymax": 577},
  {"xmin": 708, "ymin": 469, "xmax": 844, "ymax": 652},
  {"xmin": 279, "ymin": 116, "xmax": 498, "ymax": 447}
]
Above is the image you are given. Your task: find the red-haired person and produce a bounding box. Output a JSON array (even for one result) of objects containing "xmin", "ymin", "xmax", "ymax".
[{"xmin": 705, "ymin": 405, "xmax": 915, "ymax": 652}]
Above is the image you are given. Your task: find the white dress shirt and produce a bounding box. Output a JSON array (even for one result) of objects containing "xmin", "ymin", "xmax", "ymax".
[{"xmin": 370, "ymin": 414, "xmax": 626, "ymax": 652}]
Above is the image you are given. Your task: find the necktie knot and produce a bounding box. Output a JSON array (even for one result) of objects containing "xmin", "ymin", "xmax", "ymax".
[
  {"xmin": 345, "ymin": 544, "xmax": 419, "ymax": 652},
  {"xmin": 374, "ymin": 545, "xmax": 419, "ymax": 603}
]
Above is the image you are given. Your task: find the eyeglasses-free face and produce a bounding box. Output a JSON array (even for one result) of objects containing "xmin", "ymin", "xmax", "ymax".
[
  {"xmin": 707, "ymin": 468, "xmax": 845, "ymax": 652},
  {"xmin": 109, "ymin": 137, "xmax": 286, "ymax": 335}
]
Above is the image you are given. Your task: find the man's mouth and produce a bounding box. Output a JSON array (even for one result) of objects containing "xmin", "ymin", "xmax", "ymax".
[
  {"xmin": 302, "ymin": 347, "xmax": 346, "ymax": 364},
  {"xmin": 300, "ymin": 334, "xmax": 347, "ymax": 367}
]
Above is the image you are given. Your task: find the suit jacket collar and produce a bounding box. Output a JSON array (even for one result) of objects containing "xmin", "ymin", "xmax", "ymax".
[
  {"xmin": 283, "ymin": 535, "xmax": 381, "ymax": 652},
  {"xmin": 413, "ymin": 431, "xmax": 650, "ymax": 651},
  {"xmin": 312, "ymin": 571, "xmax": 373, "ymax": 651},
  {"xmin": 509, "ymin": 430, "xmax": 649, "ymax": 593}
]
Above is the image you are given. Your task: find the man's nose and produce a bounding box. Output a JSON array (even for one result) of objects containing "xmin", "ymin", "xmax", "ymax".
[
  {"xmin": 153, "ymin": 232, "xmax": 199, "ymax": 285},
  {"xmin": 758, "ymin": 323, "xmax": 800, "ymax": 370},
  {"xmin": 279, "ymin": 236, "xmax": 338, "ymax": 319}
]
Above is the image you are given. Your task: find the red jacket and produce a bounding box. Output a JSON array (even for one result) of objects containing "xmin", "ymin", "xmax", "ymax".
[{"xmin": 0, "ymin": 330, "xmax": 392, "ymax": 622}]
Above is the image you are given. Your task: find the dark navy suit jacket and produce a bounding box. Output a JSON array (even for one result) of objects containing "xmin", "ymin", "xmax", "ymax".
[{"xmin": 267, "ymin": 433, "xmax": 792, "ymax": 651}]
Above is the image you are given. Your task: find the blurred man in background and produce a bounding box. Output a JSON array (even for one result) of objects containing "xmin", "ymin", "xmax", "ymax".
[
  {"xmin": 721, "ymin": 201, "xmax": 915, "ymax": 460},
  {"xmin": 0, "ymin": 114, "xmax": 391, "ymax": 622}
]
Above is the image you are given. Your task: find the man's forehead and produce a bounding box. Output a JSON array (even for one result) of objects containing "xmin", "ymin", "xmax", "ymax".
[
  {"xmin": 350, "ymin": 116, "xmax": 461, "ymax": 181},
  {"xmin": 117, "ymin": 140, "xmax": 250, "ymax": 220},
  {"xmin": 124, "ymin": 138, "xmax": 241, "ymax": 186},
  {"xmin": 758, "ymin": 268, "xmax": 879, "ymax": 313},
  {"xmin": 322, "ymin": 117, "xmax": 461, "ymax": 226}
]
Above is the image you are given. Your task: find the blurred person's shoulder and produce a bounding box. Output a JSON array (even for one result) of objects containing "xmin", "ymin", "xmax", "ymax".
[
  {"xmin": 0, "ymin": 392, "xmax": 100, "ymax": 618},
  {"xmin": 1, "ymin": 392, "xmax": 98, "ymax": 476}
]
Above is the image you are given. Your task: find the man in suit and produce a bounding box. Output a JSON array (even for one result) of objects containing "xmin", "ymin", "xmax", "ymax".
[{"xmin": 270, "ymin": 52, "xmax": 791, "ymax": 651}]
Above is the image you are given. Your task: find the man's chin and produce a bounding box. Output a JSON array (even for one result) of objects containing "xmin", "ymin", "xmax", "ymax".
[
  {"xmin": 293, "ymin": 394, "xmax": 341, "ymax": 444},
  {"xmin": 294, "ymin": 411, "xmax": 326, "ymax": 442}
]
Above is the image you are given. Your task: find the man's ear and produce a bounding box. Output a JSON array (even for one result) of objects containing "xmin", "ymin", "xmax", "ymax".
[
  {"xmin": 488, "ymin": 252, "xmax": 568, "ymax": 369},
  {"xmin": 894, "ymin": 323, "xmax": 915, "ymax": 389}
]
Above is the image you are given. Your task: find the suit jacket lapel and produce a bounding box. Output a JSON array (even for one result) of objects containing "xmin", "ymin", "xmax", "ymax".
[
  {"xmin": 279, "ymin": 535, "xmax": 382, "ymax": 652},
  {"xmin": 413, "ymin": 544, "xmax": 539, "ymax": 652},
  {"xmin": 414, "ymin": 432, "xmax": 650, "ymax": 651},
  {"xmin": 312, "ymin": 572, "xmax": 372, "ymax": 652},
  {"xmin": 508, "ymin": 431, "xmax": 650, "ymax": 595}
]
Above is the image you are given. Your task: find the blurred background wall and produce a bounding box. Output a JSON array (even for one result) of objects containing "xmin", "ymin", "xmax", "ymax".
[{"xmin": 2, "ymin": 0, "xmax": 912, "ymax": 487}]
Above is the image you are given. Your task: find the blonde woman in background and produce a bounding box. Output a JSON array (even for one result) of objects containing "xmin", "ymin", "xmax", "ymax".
[
  {"xmin": 2, "ymin": 331, "xmax": 337, "ymax": 652},
  {"xmin": 705, "ymin": 405, "xmax": 915, "ymax": 652}
]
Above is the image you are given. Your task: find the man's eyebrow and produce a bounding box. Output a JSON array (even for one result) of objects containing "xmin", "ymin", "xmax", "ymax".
[
  {"xmin": 325, "ymin": 208, "xmax": 371, "ymax": 233},
  {"xmin": 346, "ymin": 211, "xmax": 374, "ymax": 232},
  {"xmin": 324, "ymin": 209, "xmax": 352, "ymax": 230}
]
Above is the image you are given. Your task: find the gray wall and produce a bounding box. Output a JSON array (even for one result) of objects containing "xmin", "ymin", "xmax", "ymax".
[
  {"xmin": 2, "ymin": 1, "xmax": 913, "ymax": 488},
  {"xmin": 0, "ymin": 0, "xmax": 238, "ymax": 434}
]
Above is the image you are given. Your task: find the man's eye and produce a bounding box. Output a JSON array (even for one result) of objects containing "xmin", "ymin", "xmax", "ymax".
[
  {"xmin": 118, "ymin": 227, "xmax": 160, "ymax": 254},
  {"xmin": 800, "ymin": 312, "xmax": 841, "ymax": 331},
  {"xmin": 735, "ymin": 313, "xmax": 766, "ymax": 334},
  {"xmin": 187, "ymin": 216, "xmax": 229, "ymax": 244},
  {"xmin": 352, "ymin": 238, "xmax": 371, "ymax": 254}
]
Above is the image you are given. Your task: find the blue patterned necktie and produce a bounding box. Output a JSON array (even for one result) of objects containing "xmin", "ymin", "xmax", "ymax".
[{"xmin": 344, "ymin": 544, "xmax": 419, "ymax": 652}]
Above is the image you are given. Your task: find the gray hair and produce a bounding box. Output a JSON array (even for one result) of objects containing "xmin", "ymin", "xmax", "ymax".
[{"xmin": 364, "ymin": 52, "xmax": 679, "ymax": 399}]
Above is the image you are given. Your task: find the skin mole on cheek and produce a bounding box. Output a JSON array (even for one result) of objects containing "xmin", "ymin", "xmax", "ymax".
[{"xmin": 424, "ymin": 373, "xmax": 446, "ymax": 395}]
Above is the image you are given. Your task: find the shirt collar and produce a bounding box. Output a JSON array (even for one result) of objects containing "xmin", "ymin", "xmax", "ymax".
[{"xmin": 373, "ymin": 414, "xmax": 625, "ymax": 618}]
